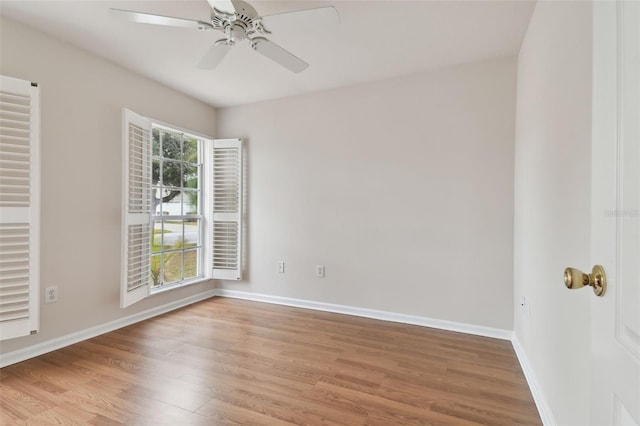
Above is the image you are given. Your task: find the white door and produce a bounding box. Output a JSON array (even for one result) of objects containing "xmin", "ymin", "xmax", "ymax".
[{"xmin": 591, "ymin": 1, "xmax": 640, "ymax": 425}]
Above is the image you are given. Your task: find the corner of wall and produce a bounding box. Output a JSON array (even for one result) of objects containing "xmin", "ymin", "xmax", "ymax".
[{"xmin": 511, "ymin": 333, "xmax": 557, "ymax": 425}]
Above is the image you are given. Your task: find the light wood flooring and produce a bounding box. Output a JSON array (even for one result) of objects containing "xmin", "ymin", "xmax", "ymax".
[{"xmin": 0, "ymin": 297, "xmax": 541, "ymax": 425}]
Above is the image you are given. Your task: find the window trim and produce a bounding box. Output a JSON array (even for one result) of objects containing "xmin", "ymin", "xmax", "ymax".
[
  {"xmin": 150, "ymin": 121, "xmax": 216, "ymax": 286},
  {"xmin": 150, "ymin": 122, "xmax": 206, "ymax": 292}
]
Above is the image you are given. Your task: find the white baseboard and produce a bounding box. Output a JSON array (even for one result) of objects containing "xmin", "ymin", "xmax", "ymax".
[
  {"xmin": 0, "ymin": 289, "xmax": 217, "ymax": 368},
  {"xmin": 214, "ymin": 289, "xmax": 513, "ymax": 340},
  {"xmin": 511, "ymin": 334, "xmax": 556, "ymax": 426}
]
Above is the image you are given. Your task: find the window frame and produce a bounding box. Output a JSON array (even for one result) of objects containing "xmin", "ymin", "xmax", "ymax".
[{"xmin": 150, "ymin": 122, "xmax": 206, "ymax": 293}]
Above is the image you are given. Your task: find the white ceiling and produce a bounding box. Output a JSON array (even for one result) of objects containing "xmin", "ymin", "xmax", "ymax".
[{"xmin": 0, "ymin": 0, "xmax": 535, "ymax": 107}]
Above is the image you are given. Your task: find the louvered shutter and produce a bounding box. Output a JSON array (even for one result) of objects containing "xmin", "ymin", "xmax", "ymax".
[
  {"xmin": 212, "ymin": 139, "xmax": 243, "ymax": 280},
  {"xmin": 120, "ymin": 109, "xmax": 152, "ymax": 308},
  {"xmin": 0, "ymin": 75, "xmax": 40, "ymax": 340}
]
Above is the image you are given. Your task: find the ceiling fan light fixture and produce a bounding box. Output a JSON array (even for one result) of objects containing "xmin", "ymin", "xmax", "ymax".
[{"xmin": 225, "ymin": 24, "xmax": 246, "ymax": 43}]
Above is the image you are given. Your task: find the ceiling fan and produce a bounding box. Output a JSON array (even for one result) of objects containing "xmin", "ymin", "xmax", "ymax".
[{"xmin": 111, "ymin": 0, "xmax": 339, "ymax": 73}]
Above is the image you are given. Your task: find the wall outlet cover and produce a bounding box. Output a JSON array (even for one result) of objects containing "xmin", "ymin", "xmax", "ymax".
[{"xmin": 45, "ymin": 286, "xmax": 58, "ymax": 304}]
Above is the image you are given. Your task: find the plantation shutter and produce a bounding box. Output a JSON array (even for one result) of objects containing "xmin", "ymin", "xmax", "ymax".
[
  {"xmin": 120, "ymin": 109, "xmax": 152, "ymax": 308},
  {"xmin": 0, "ymin": 75, "xmax": 40, "ymax": 340},
  {"xmin": 212, "ymin": 139, "xmax": 243, "ymax": 280}
]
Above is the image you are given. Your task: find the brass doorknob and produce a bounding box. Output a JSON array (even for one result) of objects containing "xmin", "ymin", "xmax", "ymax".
[{"xmin": 564, "ymin": 265, "xmax": 607, "ymax": 297}]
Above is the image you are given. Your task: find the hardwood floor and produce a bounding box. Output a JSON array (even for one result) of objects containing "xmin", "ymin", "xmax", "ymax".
[{"xmin": 0, "ymin": 298, "xmax": 541, "ymax": 425}]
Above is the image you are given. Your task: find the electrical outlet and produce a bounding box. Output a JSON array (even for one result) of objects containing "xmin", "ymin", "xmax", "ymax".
[
  {"xmin": 316, "ymin": 265, "xmax": 325, "ymax": 278},
  {"xmin": 278, "ymin": 261, "xmax": 285, "ymax": 273},
  {"xmin": 45, "ymin": 286, "xmax": 58, "ymax": 304}
]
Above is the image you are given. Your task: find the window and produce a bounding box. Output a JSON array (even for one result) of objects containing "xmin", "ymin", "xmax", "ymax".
[
  {"xmin": 121, "ymin": 109, "xmax": 243, "ymax": 308},
  {"xmin": 0, "ymin": 75, "xmax": 40, "ymax": 340},
  {"xmin": 151, "ymin": 126, "xmax": 203, "ymax": 289}
]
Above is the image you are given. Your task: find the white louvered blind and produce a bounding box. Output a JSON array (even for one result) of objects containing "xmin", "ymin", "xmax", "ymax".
[
  {"xmin": 212, "ymin": 139, "xmax": 243, "ymax": 280},
  {"xmin": 0, "ymin": 75, "xmax": 40, "ymax": 340},
  {"xmin": 120, "ymin": 109, "xmax": 152, "ymax": 308}
]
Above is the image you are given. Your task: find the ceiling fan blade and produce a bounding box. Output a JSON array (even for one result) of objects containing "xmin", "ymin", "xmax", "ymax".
[
  {"xmin": 260, "ymin": 6, "xmax": 339, "ymax": 34},
  {"xmin": 252, "ymin": 38, "xmax": 309, "ymax": 73},
  {"xmin": 110, "ymin": 8, "xmax": 210, "ymax": 30},
  {"xmin": 197, "ymin": 44, "xmax": 232, "ymax": 69},
  {"xmin": 206, "ymin": 0, "xmax": 238, "ymax": 15}
]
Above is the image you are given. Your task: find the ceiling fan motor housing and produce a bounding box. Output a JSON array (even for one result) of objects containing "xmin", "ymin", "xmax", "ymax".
[
  {"xmin": 211, "ymin": 0, "xmax": 261, "ymax": 44},
  {"xmin": 211, "ymin": 1, "xmax": 257, "ymax": 27},
  {"xmin": 226, "ymin": 24, "xmax": 246, "ymax": 44},
  {"xmin": 231, "ymin": 1, "xmax": 258, "ymax": 21}
]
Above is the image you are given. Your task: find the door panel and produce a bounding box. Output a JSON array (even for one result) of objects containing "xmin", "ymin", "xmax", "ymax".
[
  {"xmin": 591, "ymin": 1, "xmax": 640, "ymax": 424},
  {"xmin": 617, "ymin": 0, "xmax": 640, "ymax": 359}
]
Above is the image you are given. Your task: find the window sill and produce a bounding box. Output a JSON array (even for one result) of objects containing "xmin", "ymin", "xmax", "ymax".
[{"xmin": 149, "ymin": 277, "xmax": 212, "ymax": 296}]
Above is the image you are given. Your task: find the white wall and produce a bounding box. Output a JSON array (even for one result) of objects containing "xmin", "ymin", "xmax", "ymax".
[
  {"xmin": 513, "ymin": 1, "xmax": 592, "ymax": 424},
  {"xmin": 218, "ymin": 57, "xmax": 517, "ymax": 331},
  {"xmin": 0, "ymin": 18, "xmax": 218, "ymax": 355}
]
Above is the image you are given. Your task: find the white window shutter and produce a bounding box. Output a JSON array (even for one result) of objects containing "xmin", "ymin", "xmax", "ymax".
[
  {"xmin": 121, "ymin": 109, "xmax": 152, "ymax": 308},
  {"xmin": 0, "ymin": 75, "xmax": 40, "ymax": 340},
  {"xmin": 212, "ymin": 138, "xmax": 243, "ymax": 280}
]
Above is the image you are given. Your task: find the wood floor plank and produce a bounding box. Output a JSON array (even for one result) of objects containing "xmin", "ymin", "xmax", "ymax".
[
  {"xmin": 202, "ymin": 368, "xmax": 369, "ymax": 425},
  {"xmin": 24, "ymin": 406, "xmax": 85, "ymax": 426},
  {"xmin": 117, "ymin": 383, "xmax": 211, "ymax": 413},
  {"xmin": 0, "ymin": 372, "xmax": 64, "ymax": 421},
  {"xmin": 48, "ymin": 402, "xmax": 99, "ymax": 425},
  {"xmin": 0, "ymin": 297, "xmax": 541, "ymax": 425},
  {"xmin": 196, "ymin": 397, "xmax": 297, "ymax": 426}
]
